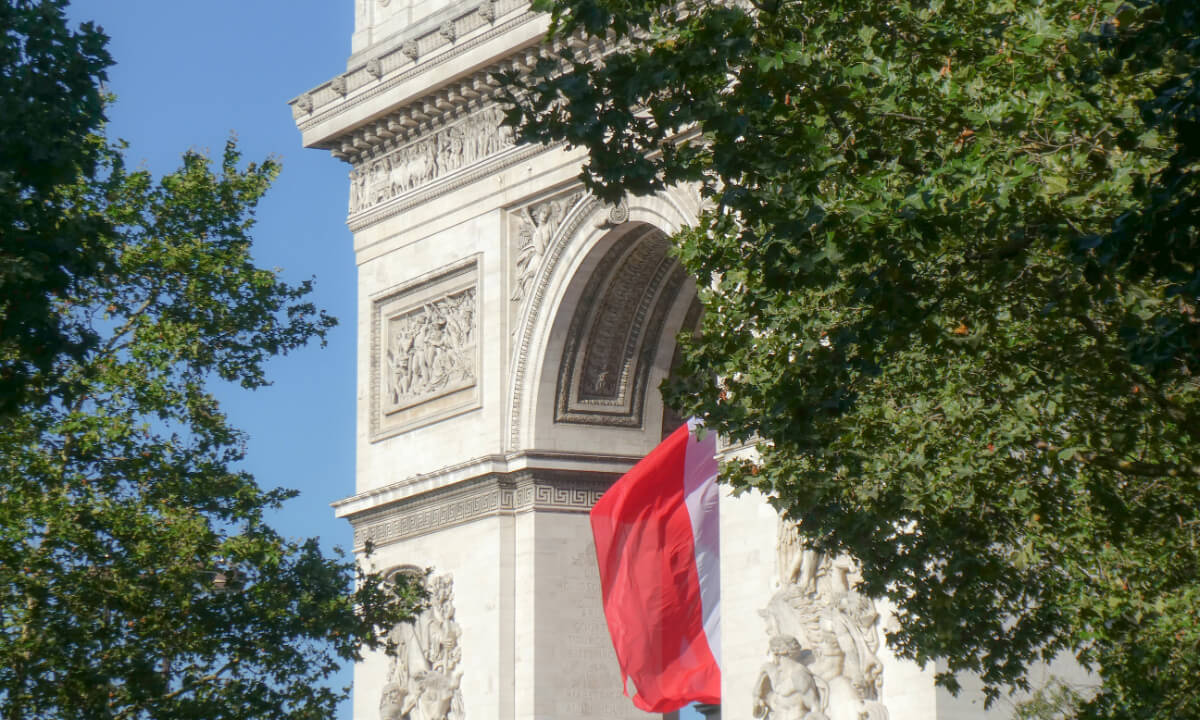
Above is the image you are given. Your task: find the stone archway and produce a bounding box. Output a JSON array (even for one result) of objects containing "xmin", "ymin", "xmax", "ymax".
[{"xmin": 506, "ymin": 189, "xmax": 701, "ymax": 456}]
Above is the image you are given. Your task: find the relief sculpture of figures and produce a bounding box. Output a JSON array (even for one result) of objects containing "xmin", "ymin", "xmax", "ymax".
[
  {"xmin": 510, "ymin": 199, "xmax": 564, "ymax": 304},
  {"xmin": 758, "ymin": 518, "xmax": 889, "ymax": 720},
  {"xmin": 349, "ymin": 106, "xmax": 517, "ymax": 215},
  {"xmin": 385, "ymin": 288, "xmax": 476, "ymax": 410},
  {"xmin": 380, "ymin": 573, "xmax": 464, "ymax": 720}
]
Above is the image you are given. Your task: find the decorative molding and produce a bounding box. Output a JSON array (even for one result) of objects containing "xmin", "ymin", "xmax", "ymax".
[
  {"xmin": 348, "ymin": 105, "xmax": 516, "ymax": 216},
  {"xmin": 349, "ymin": 141, "xmax": 545, "ymax": 233},
  {"xmin": 596, "ymin": 197, "xmax": 630, "ymax": 228},
  {"xmin": 402, "ymin": 39, "xmax": 420, "ymax": 62},
  {"xmin": 331, "ymin": 450, "xmax": 645, "ymax": 519},
  {"xmin": 478, "ymin": 0, "xmax": 497, "ymax": 24},
  {"xmin": 349, "ymin": 472, "xmax": 616, "ymax": 549},
  {"xmin": 554, "ymin": 227, "xmax": 687, "ymax": 427},
  {"xmin": 370, "ymin": 257, "xmax": 482, "ymax": 441},
  {"xmin": 355, "ymin": 477, "xmax": 510, "ymax": 549}
]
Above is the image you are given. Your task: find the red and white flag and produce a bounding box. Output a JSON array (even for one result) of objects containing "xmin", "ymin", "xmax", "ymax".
[{"xmin": 590, "ymin": 418, "xmax": 721, "ymax": 712}]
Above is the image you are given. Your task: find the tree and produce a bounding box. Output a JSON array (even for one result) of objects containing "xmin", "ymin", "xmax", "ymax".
[
  {"xmin": 0, "ymin": 4, "xmax": 422, "ymax": 719},
  {"xmin": 0, "ymin": 0, "xmax": 113, "ymax": 413},
  {"xmin": 504, "ymin": 0, "xmax": 1200, "ymax": 717}
]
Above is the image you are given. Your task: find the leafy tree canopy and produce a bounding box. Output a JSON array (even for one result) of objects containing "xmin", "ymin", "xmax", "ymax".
[
  {"xmin": 0, "ymin": 3, "xmax": 422, "ymax": 719},
  {"xmin": 505, "ymin": 0, "xmax": 1200, "ymax": 717},
  {"xmin": 0, "ymin": 0, "xmax": 112, "ymax": 412}
]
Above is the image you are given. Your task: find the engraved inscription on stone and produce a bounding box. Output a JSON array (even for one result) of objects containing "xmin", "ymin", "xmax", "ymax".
[
  {"xmin": 350, "ymin": 106, "xmax": 516, "ymax": 216},
  {"xmin": 381, "ymin": 573, "xmax": 464, "ymax": 720},
  {"xmin": 371, "ymin": 258, "xmax": 481, "ymax": 440},
  {"xmin": 384, "ymin": 288, "xmax": 476, "ymax": 413},
  {"xmin": 549, "ymin": 546, "xmax": 631, "ymax": 718},
  {"xmin": 756, "ymin": 519, "xmax": 889, "ymax": 720}
]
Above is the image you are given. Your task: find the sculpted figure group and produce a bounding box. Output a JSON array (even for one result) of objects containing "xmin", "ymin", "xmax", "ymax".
[
  {"xmin": 385, "ymin": 289, "xmax": 476, "ymax": 410},
  {"xmin": 755, "ymin": 520, "xmax": 889, "ymax": 720},
  {"xmin": 350, "ymin": 107, "xmax": 516, "ymax": 214},
  {"xmin": 380, "ymin": 574, "xmax": 465, "ymax": 720}
]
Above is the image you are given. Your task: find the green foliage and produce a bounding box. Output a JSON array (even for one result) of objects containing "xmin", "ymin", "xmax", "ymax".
[
  {"xmin": 0, "ymin": 138, "xmax": 423, "ymax": 720},
  {"xmin": 506, "ymin": 0, "xmax": 1200, "ymax": 717},
  {"xmin": 1014, "ymin": 678, "xmax": 1084, "ymax": 720},
  {"xmin": 0, "ymin": 0, "xmax": 113, "ymax": 413},
  {"xmin": 0, "ymin": 4, "xmax": 424, "ymax": 718}
]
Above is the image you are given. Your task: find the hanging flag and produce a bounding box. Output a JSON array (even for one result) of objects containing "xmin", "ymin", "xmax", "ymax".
[{"xmin": 590, "ymin": 418, "xmax": 721, "ymax": 713}]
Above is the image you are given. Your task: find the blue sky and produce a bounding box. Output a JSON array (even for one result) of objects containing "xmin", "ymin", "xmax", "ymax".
[
  {"xmin": 64, "ymin": 3, "xmax": 702, "ymax": 719},
  {"xmin": 65, "ymin": 1, "xmax": 358, "ymax": 559}
]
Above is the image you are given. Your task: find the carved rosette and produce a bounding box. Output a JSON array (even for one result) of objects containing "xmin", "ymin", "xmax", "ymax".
[
  {"xmin": 371, "ymin": 258, "xmax": 481, "ymax": 440},
  {"xmin": 595, "ymin": 197, "xmax": 630, "ymax": 228},
  {"xmin": 756, "ymin": 519, "xmax": 890, "ymax": 720},
  {"xmin": 381, "ymin": 573, "xmax": 465, "ymax": 720}
]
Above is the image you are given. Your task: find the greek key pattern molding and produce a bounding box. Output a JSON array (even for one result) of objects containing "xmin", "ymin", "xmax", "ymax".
[{"xmin": 350, "ymin": 473, "xmax": 613, "ymax": 549}]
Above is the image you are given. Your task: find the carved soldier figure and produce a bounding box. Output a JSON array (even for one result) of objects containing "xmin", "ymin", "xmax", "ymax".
[
  {"xmin": 495, "ymin": 108, "xmax": 515, "ymax": 148},
  {"xmin": 380, "ymin": 573, "xmax": 464, "ymax": 720},
  {"xmin": 753, "ymin": 636, "xmax": 829, "ymax": 720},
  {"xmin": 763, "ymin": 519, "xmax": 889, "ymax": 720},
  {"xmin": 386, "ymin": 315, "xmax": 419, "ymax": 405},
  {"xmin": 777, "ymin": 519, "xmax": 822, "ymax": 595}
]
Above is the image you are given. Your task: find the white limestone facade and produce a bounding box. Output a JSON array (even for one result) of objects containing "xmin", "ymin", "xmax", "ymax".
[{"xmin": 293, "ymin": 3, "xmax": 1090, "ymax": 719}]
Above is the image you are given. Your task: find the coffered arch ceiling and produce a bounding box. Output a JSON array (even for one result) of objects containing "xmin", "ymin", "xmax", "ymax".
[{"xmin": 552, "ymin": 223, "xmax": 693, "ymax": 429}]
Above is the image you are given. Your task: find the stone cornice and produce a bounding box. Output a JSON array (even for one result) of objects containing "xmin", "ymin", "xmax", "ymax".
[
  {"xmin": 332, "ymin": 450, "xmax": 641, "ymax": 519},
  {"xmin": 291, "ymin": 11, "xmax": 604, "ymax": 166},
  {"xmin": 291, "ymin": 0, "xmax": 534, "ymax": 138},
  {"xmin": 342, "ymin": 469, "xmax": 624, "ymax": 550}
]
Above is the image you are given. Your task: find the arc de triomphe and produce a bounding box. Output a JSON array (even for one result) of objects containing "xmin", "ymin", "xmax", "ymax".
[{"xmin": 291, "ymin": 2, "xmax": 1075, "ymax": 719}]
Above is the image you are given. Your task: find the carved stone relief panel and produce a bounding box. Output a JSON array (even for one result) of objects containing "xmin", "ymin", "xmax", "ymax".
[
  {"xmin": 371, "ymin": 257, "xmax": 481, "ymax": 440},
  {"xmin": 756, "ymin": 519, "xmax": 890, "ymax": 720},
  {"xmin": 507, "ymin": 189, "xmax": 586, "ymax": 318},
  {"xmin": 349, "ymin": 105, "xmax": 517, "ymax": 217},
  {"xmin": 380, "ymin": 572, "xmax": 465, "ymax": 720},
  {"xmin": 554, "ymin": 224, "xmax": 690, "ymax": 427}
]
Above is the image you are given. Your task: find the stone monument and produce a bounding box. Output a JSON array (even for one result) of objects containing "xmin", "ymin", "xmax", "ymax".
[{"xmin": 292, "ymin": 2, "xmax": 1089, "ymax": 719}]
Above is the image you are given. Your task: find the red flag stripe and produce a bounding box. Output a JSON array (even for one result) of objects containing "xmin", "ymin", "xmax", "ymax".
[{"xmin": 590, "ymin": 422, "xmax": 721, "ymax": 713}]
